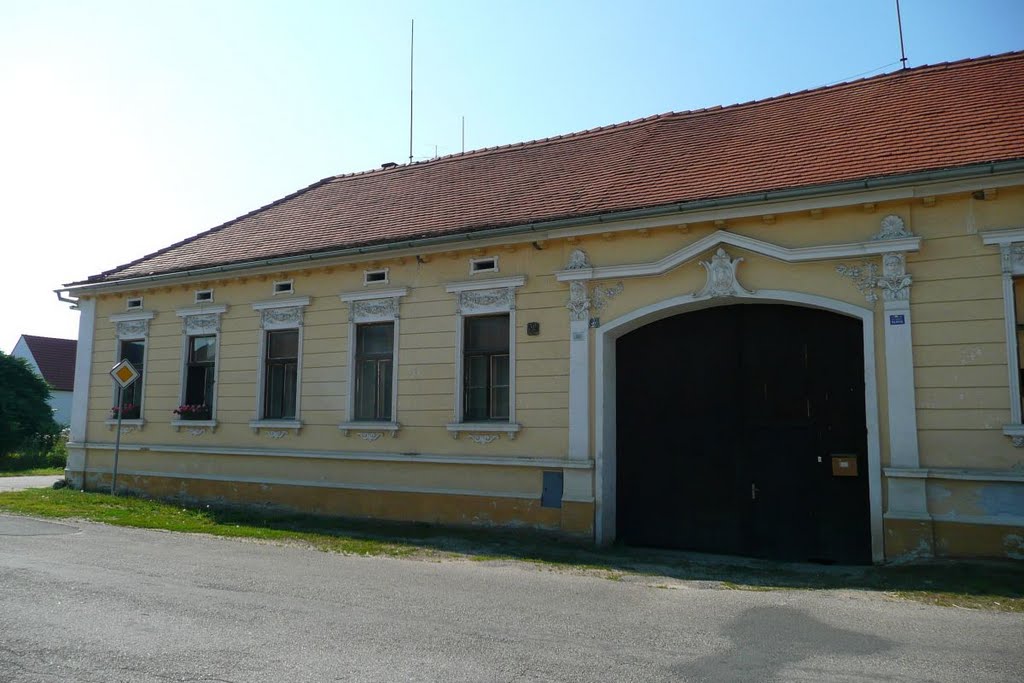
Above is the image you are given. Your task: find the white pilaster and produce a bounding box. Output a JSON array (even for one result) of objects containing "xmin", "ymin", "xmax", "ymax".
[
  {"xmin": 565, "ymin": 253, "xmax": 593, "ymax": 461},
  {"xmin": 879, "ymin": 251, "xmax": 929, "ymax": 520},
  {"xmin": 67, "ymin": 297, "xmax": 96, "ymax": 485}
]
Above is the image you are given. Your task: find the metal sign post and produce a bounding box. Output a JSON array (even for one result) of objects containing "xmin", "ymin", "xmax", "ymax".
[{"xmin": 109, "ymin": 359, "xmax": 140, "ymax": 496}]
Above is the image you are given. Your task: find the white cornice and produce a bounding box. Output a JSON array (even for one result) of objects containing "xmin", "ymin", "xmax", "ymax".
[
  {"xmin": 251, "ymin": 296, "xmax": 311, "ymax": 310},
  {"xmin": 109, "ymin": 311, "xmax": 156, "ymax": 322},
  {"xmin": 979, "ymin": 227, "xmax": 1024, "ymax": 245},
  {"xmin": 175, "ymin": 304, "xmax": 228, "ymax": 317},
  {"xmin": 556, "ymin": 230, "xmax": 922, "ymax": 282},
  {"xmin": 445, "ymin": 275, "xmax": 526, "ymax": 293},
  {"xmin": 338, "ymin": 287, "xmax": 409, "ymax": 302}
]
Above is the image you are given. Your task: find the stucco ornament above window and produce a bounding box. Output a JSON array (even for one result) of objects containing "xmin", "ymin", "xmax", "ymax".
[
  {"xmin": 182, "ymin": 313, "xmax": 220, "ymax": 335},
  {"xmin": 457, "ymin": 287, "xmax": 516, "ymax": 313},
  {"xmin": 837, "ymin": 215, "xmax": 915, "ymax": 303},
  {"xmin": 260, "ymin": 306, "xmax": 303, "ymax": 330},
  {"xmin": 115, "ymin": 319, "xmax": 149, "ymax": 339},
  {"xmin": 872, "ymin": 214, "xmax": 913, "ymax": 241},
  {"xmin": 563, "ymin": 250, "xmax": 624, "ymax": 322},
  {"xmin": 694, "ymin": 248, "xmax": 753, "ymax": 298}
]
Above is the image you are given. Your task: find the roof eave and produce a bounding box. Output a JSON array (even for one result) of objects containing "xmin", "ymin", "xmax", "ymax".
[{"xmin": 60, "ymin": 158, "xmax": 1024, "ymax": 295}]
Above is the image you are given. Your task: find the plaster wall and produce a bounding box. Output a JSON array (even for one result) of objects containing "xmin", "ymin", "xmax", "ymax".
[{"xmin": 73, "ymin": 184, "xmax": 1024, "ymax": 555}]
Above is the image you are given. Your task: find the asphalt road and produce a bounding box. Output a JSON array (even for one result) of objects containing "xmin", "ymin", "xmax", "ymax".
[
  {"xmin": 0, "ymin": 475, "xmax": 63, "ymax": 492},
  {"xmin": 0, "ymin": 515, "xmax": 1021, "ymax": 682}
]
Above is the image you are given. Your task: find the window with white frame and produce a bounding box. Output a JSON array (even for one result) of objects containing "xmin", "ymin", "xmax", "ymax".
[
  {"xmin": 339, "ymin": 288, "xmax": 406, "ymax": 432},
  {"xmin": 251, "ymin": 297, "xmax": 309, "ymax": 429},
  {"xmin": 175, "ymin": 305, "xmax": 226, "ymax": 423},
  {"xmin": 354, "ymin": 323, "xmax": 394, "ymax": 420},
  {"xmin": 445, "ymin": 276, "xmax": 525, "ymax": 437},
  {"xmin": 264, "ymin": 329, "xmax": 299, "ymax": 419},
  {"xmin": 117, "ymin": 339, "xmax": 145, "ymax": 418},
  {"xmin": 109, "ymin": 311, "xmax": 154, "ymax": 423},
  {"xmin": 184, "ymin": 336, "xmax": 216, "ymax": 412},
  {"xmin": 463, "ymin": 314, "xmax": 509, "ymax": 420}
]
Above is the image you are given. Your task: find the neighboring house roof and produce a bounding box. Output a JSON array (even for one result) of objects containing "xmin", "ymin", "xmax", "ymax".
[
  {"xmin": 17, "ymin": 335, "xmax": 77, "ymax": 392},
  {"xmin": 81, "ymin": 51, "xmax": 1024, "ymax": 285}
]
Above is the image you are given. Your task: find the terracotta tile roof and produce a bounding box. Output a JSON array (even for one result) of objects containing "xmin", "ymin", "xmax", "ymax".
[
  {"xmin": 20, "ymin": 335, "xmax": 77, "ymax": 392},
  {"xmin": 85, "ymin": 51, "xmax": 1024, "ymax": 284}
]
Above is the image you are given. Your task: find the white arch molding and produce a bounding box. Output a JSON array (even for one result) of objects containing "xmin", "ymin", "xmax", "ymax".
[{"xmin": 592, "ymin": 289, "xmax": 884, "ymax": 563}]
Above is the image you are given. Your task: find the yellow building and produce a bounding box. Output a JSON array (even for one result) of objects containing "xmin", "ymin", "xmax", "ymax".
[{"xmin": 59, "ymin": 53, "xmax": 1024, "ymax": 563}]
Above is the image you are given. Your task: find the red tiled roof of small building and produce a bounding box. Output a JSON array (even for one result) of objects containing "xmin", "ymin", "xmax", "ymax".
[
  {"xmin": 84, "ymin": 51, "xmax": 1024, "ymax": 285},
  {"xmin": 20, "ymin": 335, "xmax": 77, "ymax": 392}
]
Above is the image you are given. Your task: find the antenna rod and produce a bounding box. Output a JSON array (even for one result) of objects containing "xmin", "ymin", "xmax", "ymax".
[
  {"xmin": 461, "ymin": 116, "xmax": 465, "ymax": 154},
  {"xmin": 405, "ymin": 19, "xmax": 409, "ymax": 163},
  {"xmin": 896, "ymin": 0, "xmax": 908, "ymax": 70}
]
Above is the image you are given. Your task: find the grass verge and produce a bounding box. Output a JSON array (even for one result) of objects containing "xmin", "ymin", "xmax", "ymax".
[
  {"xmin": 0, "ymin": 468, "xmax": 64, "ymax": 478},
  {"xmin": 1, "ymin": 488, "xmax": 1021, "ymax": 612}
]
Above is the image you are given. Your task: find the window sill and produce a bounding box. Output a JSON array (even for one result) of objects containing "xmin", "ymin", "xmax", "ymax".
[
  {"xmin": 105, "ymin": 419, "xmax": 145, "ymax": 432},
  {"xmin": 338, "ymin": 422, "xmax": 401, "ymax": 438},
  {"xmin": 1002, "ymin": 424, "xmax": 1024, "ymax": 447},
  {"xmin": 249, "ymin": 419, "xmax": 302, "ymax": 438},
  {"xmin": 171, "ymin": 419, "xmax": 217, "ymax": 434},
  {"xmin": 446, "ymin": 422, "xmax": 522, "ymax": 441}
]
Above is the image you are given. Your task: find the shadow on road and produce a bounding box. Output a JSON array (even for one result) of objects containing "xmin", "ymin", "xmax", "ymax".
[{"xmin": 675, "ymin": 606, "xmax": 892, "ymax": 682}]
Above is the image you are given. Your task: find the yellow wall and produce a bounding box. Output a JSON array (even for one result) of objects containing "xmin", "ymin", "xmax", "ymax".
[{"xmin": 75, "ymin": 183, "xmax": 1024, "ymax": 554}]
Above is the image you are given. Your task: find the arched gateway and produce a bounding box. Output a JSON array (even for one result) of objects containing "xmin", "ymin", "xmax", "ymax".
[
  {"xmin": 615, "ymin": 303, "xmax": 871, "ymax": 564},
  {"xmin": 591, "ymin": 287, "xmax": 883, "ymax": 565}
]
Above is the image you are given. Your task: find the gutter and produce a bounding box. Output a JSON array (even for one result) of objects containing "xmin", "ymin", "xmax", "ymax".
[{"xmin": 62, "ymin": 158, "xmax": 1024, "ymax": 294}]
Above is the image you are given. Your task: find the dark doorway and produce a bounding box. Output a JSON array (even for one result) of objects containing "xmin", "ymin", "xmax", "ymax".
[{"xmin": 616, "ymin": 304, "xmax": 871, "ymax": 564}]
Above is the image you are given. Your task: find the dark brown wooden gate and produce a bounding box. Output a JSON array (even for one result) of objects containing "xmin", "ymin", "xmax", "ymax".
[{"xmin": 616, "ymin": 303, "xmax": 871, "ymax": 564}]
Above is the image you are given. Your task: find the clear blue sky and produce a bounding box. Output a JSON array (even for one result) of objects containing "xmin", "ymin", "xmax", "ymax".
[{"xmin": 1, "ymin": 0, "xmax": 1021, "ymax": 350}]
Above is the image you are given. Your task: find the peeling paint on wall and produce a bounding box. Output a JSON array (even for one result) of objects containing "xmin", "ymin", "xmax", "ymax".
[
  {"xmin": 975, "ymin": 485, "xmax": 1024, "ymax": 517},
  {"xmin": 1004, "ymin": 534, "xmax": 1024, "ymax": 560},
  {"xmin": 928, "ymin": 485, "xmax": 952, "ymax": 502}
]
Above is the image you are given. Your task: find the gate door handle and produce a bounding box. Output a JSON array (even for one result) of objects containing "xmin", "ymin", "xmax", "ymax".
[{"xmin": 751, "ymin": 483, "xmax": 760, "ymax": 500}]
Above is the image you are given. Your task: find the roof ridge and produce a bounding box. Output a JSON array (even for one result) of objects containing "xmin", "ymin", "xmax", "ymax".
[{"xmin": 324, "ymin": 49, "xmax": 1024, "ymax": 181}]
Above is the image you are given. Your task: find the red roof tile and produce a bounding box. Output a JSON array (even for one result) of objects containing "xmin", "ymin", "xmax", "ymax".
[
  {"xmin": 84, "ymin": 51, "xmax": 1024, "ymax": 284},
  {"xmin": 21, "ymin": 335, "xmax": 76, "ymax": 392}
]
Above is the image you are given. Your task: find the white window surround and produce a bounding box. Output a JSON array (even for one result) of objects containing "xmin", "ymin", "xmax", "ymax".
[
  {"xmin": 363, "ymin": 268, "xmax": 390, "ymax": 286},
  {"xmin": 272, "ymin": 279, "xmax": 294, "ymax": 295},
  {"xmin": 194, "ymin": 289, "xmax": 214, "ymax": 303},
  {"xmin": 445, "ymin": 275, "xmax": 525, "ymax": 439},
  {"xmin": 980, "ymin": 227, "xmax": 1024, "ymax": 445},
  {"xmin": 469, "ymin": 256, "xmax": 499, "ymax": 274},
  {"xmin": 106, "ymin": 310, "xmax": 155, "ymax": 431},
  {"xmin": 338, "ymin": 287, "xmax": 408, "ymax": 437},
  {"xmin": 250, "ymin": 297, "xmax": 310, "ymax": 434},
  {"xmin": 173, "ymin": 304, "xmax": 228, "ymax": 434},
  {"xmin": 125, "ymin": 297, "xmax": 143, "ymax": 310}
]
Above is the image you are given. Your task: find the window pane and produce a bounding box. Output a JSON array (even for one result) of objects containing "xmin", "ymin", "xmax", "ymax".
[
  {"xmin": 119, "ymin": 340, "xmax": 144, "ymax": 409},
  {"xmin": 282, "ymin": 363, "xmax": 297, "ymax": 418},
  {"xmin": 465, "ymin": 387, "xmax": 488, "ymax": 421},
  {"xmin": 121, "ymin": 340, "xmax": 144, "ymax": 367},
  {"xmin": 378, "ymin": 359, "xmax": 393, "ymax": 420},
  {"xmin": 185, "ymin": 366, "xmax": 209, "ymax": 405},
  {"xmin": 491, "ymin": 354, "xmax": 509, "ymax": 388},
  {"xmin": 355, "ymin": 359, "xmax": 378, "ymax": 420},
  {"xmin": 465, "ymin": 315, "xmax": 509, "ymax": 353},
  {"xmin": 190, "ymin": 336, "xmax": 216, "ymax": 363},
  {"xmin": 267, "ymin": 329, "xmax": 298, "ymax": 359},
  {"xmin": 357, "ymin": 323, "xmax": 394, "ymax": 356},
  {"xmin": 265, "ymin": 362, "xmax": 297, "ymax": 419},
  {"xmin": 491, "ymin": 385, "xmax": 510, "ymax": 420},
  {"xmin": 465, "ymin": 355, "xmax": 488, "ymax": 389}
]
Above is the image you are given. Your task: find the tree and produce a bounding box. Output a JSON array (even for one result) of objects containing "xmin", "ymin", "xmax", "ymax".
[{"xmin": 0, "ymin": 350, "xmax": 60, "ymax": 457}]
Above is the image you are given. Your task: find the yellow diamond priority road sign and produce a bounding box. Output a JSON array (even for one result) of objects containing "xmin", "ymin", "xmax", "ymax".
[{"xmin": 110, "ymin": 359, "xmax": 140, "ymax": 389}]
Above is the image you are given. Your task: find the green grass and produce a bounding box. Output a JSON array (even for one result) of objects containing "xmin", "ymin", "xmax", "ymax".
[
  {"xmin": 1, "ymin": 488, "xmax": 1021, "ymax": 612},
  {"xmin": 0, "ymin": 467, "xmax": 63, "ymax": 477}
]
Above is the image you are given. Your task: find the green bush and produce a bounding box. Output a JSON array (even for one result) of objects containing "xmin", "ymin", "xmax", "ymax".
[{"xmin": 0, "ymin": 429, "xmax": 68, "ymax": 472}]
